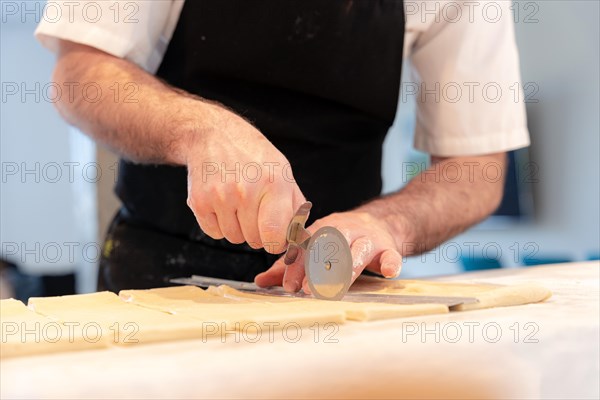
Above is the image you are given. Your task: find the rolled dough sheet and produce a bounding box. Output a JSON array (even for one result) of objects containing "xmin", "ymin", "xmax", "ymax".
[
  {"xmin": 0, "ymin": 298, "xmax": 105, "ymax": 359},
  {"xmin": 206, "ymin": 285, "xmax": 449, "ymax": 321},
  {"xmin": 120, "ymin": 286, "xmax": 347, "ymax": 330},
  {"xmin": 28, "ymin": 292, "xmax": 206, "ymax": 346},
  {"xmin": 349, "ymin": 277, "xmax": 553, "ymax": 311}
]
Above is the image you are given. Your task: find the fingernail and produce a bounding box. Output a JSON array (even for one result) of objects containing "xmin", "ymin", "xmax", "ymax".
[{"xmin": 383, "ymin": 264, "xmax": 400, "ymax": 279}]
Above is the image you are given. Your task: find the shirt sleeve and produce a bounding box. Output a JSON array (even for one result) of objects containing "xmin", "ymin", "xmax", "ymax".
[
  {"xmin": 34, "ymin": 0, "xmax": 183, "ymax": 73},
  {"xmin": 406, "ymin": 0, "xmax": 530, "ymax": 156}
]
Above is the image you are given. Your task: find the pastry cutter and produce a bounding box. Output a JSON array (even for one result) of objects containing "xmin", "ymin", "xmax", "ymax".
[
  {"xmin": 171, "ymin": 202, "xmax": 479, "ymax": 307},
  {"xmin": 282, "ymin": 201, "xmax": 353, "ymax": 301}
]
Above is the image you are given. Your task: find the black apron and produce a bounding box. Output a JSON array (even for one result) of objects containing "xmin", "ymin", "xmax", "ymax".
[{"xmin": 99, "ymin": 0, "xmax": 405, "ymax": 292}]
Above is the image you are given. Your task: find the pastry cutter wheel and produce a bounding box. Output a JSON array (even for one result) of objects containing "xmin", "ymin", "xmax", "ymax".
[{"xmin": 282, "ymin": 201, "xmax": 352, "ymax": 301}]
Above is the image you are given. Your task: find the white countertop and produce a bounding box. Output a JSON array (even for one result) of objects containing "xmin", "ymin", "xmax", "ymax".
[{"xmin": 2, "ymin": 261, "xmax": 598, "ymax": 399}]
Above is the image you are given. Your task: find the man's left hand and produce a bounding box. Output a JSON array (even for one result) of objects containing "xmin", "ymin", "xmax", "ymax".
[{"xmin": 254, "ymin": 210, "xmax": 403, "ymax": 293}]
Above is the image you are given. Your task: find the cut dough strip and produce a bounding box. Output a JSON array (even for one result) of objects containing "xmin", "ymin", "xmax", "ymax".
[
  {"xmin": 205, "ymin": 285, "xmax": 449, "ymax": 321},
  {"xmin": 120, "ymin": 286, "xmax": 347, "ymax": 331},
  {"xmin": 348, "ymin": 276, "xmax": 552, "ymax": 311}
]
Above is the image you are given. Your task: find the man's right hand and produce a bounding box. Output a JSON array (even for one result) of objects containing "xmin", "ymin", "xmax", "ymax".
[
  {"xmin": 184, "ymin": 105, "xmax": 305, "ymax": 253},
  {"xmin": 52, "ymin": 39, "xmax": 304, "ymax": 253}
]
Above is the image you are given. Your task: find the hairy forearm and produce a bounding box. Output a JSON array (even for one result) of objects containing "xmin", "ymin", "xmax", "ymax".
[
  {"xmin": 361, "ymin": 153, "xmax": 507, "ymax": 255},
  {"xmin": 52, "ymin": 40, "xmax": 226, "ymax": 165}
]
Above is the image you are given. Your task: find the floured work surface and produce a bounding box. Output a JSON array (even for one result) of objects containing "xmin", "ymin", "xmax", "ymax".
[{"xmin": 1, "ymin": 278, "xmax": 550, "ymax": 358}]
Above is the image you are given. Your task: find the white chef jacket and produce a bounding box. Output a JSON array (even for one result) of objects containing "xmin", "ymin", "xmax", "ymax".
[{"xmin": 34, "ymin": 0, "xmax": 530, "ymax": 156}]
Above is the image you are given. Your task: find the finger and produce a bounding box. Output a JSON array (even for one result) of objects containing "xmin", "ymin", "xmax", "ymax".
[
  {"xmin": 236, "ymin": 198, "xmax": 262, "ymax": 249},
  {"xmin": 282, "ymin": 246, "xmax": 306, "ymax": 293},
  {"xmin": 214, "ymin": 207, "xmax": 245, "ymax": 244},
  {"xmin": 350, "ymin": 236, "xmax": 377, "ymax": 282},
  {"xmin": 364, "ymin": 248, "xmax": 403, "ymax": 278},
  {"xmin": 196, "ymin": 212, "xmax": 224, "ymax": 240},
  {"xmin": 187, "ymin": 195, "xmax": 224, "ymax": 240},
  {"xmin": 254, "ymin": 256, "xmax": 286, "ymax": 287},
  {"xmin": 379, "ymin": 249, "xmax": 403, "ymax": 278},
  {"xmin": 257, "ymin": 187, "xmax": 294, "ymax": 254}
]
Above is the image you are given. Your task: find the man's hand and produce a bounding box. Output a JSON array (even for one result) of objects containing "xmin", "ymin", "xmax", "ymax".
[
  {"xmin": 255, "ymin": 210, "xmax": 404, "ymax": 292},
  {"xmin": 52, "ymin": 39, "xmax": 304, "ymax": 252},
  {"xmin": 184, "ymin": 107, "xmax": 305, "ymax": 253},
  {"xmin": 255, "ymin": 152, "xmax": 507, "ymax": 292}
]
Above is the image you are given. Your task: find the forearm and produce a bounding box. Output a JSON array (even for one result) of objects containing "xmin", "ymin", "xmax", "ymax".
[
  {"xmin": 52, "ymin": 40, "xmax": 228, "ymax": 165},
  {"xmin": 361, "ymin": 153, "xmax": 507, "ymax": 255}
]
